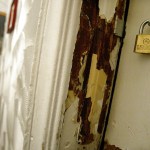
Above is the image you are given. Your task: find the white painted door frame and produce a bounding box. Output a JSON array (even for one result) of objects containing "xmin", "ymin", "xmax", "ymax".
[{"xmin": 25, "ymin": 0, "xmax": 82, "ymax": 150}]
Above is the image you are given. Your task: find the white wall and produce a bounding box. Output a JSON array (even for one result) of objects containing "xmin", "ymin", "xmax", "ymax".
[
  {"xmin": 0, "ymin": 0, "xmax": 44, "ymax": 149},
  {"xmin": 0, "ymin": 0, "xmax": 83, "ymax": 150},
  {"xmin": 0, "ymin": 1, "xmax": 10, "ymax": 13},
  {"xmin": 105, "ymin": 1, "xmax": 150, "ymax": 150}
]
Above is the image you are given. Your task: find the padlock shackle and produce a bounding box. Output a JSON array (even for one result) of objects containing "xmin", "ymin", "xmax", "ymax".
[{"xmin": 139, "ymin": 20, "xmax": 150, "ymax": 34}]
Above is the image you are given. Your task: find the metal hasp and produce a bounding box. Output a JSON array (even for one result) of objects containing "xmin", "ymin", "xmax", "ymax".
[{"xmin": 134, "ymin": 20, "xmax": 150, "ymax": 53}]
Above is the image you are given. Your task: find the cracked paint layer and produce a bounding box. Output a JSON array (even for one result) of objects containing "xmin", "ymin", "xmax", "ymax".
[{"xmin": 63, "ymin": 0, "xmax": 127, "ymax": 146}]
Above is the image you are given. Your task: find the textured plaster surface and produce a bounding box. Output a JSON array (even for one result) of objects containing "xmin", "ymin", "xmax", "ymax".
[{"xmin": 0, "ymin": 0, "xmax": 43, "ymax": 149}]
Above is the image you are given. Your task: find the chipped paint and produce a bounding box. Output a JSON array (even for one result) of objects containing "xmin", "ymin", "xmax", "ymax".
[
  {"xmin": 78, "ymin": 97, "xmax": 93, "ymax": 144},
  {"xmin": 115, "ymin": 0, "xmax": 125, "ymax": 20},
  {"xmin": 60, "ymin": 0, "xmax": 127, "ymax": 148}
]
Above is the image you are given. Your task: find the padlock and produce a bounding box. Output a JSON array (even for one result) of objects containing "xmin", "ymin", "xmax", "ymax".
[{"xmin": 134, "ymin": 20, "xmax": 150, "ymax": 53}]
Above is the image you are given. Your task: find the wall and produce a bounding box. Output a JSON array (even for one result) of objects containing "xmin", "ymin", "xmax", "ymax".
[
  {"xmin": 0, "ymin": 0, "xmax": 83, "ymax": 150},
  {"xmin": 2, "ymin": 0, "xmax": 150, "ymax": 150},
  {"xmin": 0, "ymin": 0, "xmax": 44, "ymax": 149},
  {"xmin": 0, "ymin": 1, "xmax": 10, "ymax": 13},
  {"xmin": 105, "ymin": 0, "xmax": 150, "ymax": 149}
]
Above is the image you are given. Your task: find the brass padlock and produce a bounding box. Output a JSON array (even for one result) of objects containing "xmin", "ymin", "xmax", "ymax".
[{"xmin": 134, "ymin": 20, "xmax": 150, "ymax": 53}]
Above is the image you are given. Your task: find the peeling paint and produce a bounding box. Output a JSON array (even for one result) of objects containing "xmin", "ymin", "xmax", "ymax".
[
  {"xmin": 115, "ymin": 0, "xmax": 125, "ymax": 20},
  {"xmin": 78, "ymin": 97, "xmax": 93, "ymax": 144},
  {"xmin": 62, "ymin": 0, "xmax": 127, "ymax": 147},
  {"xmin": 97, "ymin": 0, "xmax": 126, "ymax": 135}
]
